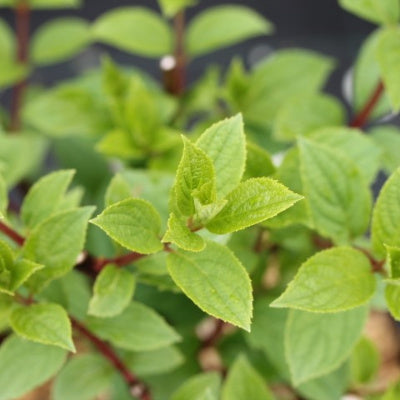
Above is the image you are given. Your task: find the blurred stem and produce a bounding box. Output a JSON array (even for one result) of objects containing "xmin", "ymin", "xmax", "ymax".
[
  {"xmin": 173, "ymin": 10, "xmax": 186, "ymax": 96},
  {"xmin": 350, "ymin": 80, "xmax": 385, "ymax": 128},
  {"xmin": 10, "ymin": 0, "xmax": 30, "ymax": 132}
]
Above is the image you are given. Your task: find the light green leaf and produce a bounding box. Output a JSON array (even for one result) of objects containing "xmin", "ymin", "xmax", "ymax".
[
  {"xmin": 0, "ymin": 61, "xmax": 28, "ymax": 89},
  {"xmin": 158, "ymin": 0, "xmax": 197, "ymax": 17},
  {"xmin": 372, "ymin": 168, "xmax": 400, "ymax": 255},
  {"xmin": 271, "ymin": 247, "xmax": 376, "ymax": 312},
  {"xmin": 274, "ymin": 94, "xmax": 345, "ymax": 142},
  {"xmin": 197, "ymin": 115, "xmax": 246, "ymax": 198},
  {"xmin": 23, "ymin": 207, "xmax": 94, "ymax": 291},
  {"xmin": 244, "ymin": 141, "xmax": 275, "ymax": 180},
  {"xmin": 88, "ymin": 264, "xmax": 136, "ymax": 317},
  {"xmin": 53, "ymin": 354, "xmax": 113, "ymax": 400},
  {"xmin": 221, "ymin": 355, "xmax": 273, "ymax": 400},
  {"xmin": 299, "ymin": 138, "xmax": 371, "ymax": 244},
  {"xmin": 206, "ymin": 177, "xmax": 302, "ymax": 234},
  {"xmin": 0, "ymin": 173, "xmax": 7, "ymax": 218},
  {"xmin": 8, "ymin": 258, "xmax": 43, "ymax": 292},
  {"xmin": 162, "ymin": 213, "xmax": 205, "ymax": 252},
  {"xmin": 385, "ymin": 283, "xmax": 400, "ymax": 320},
  {"xmin": 242, "ymin": 50, "xmax": 335, "ymax": 127},
  {"xmin": 0, "ymin": 18, "xmax": 14, "ymax": 60},
  {"xmin": 310, "ymin": 127, "xmax": 381, "ymax": 184},
  {"xmin": 92, "ymin": 7, "xmax": 173, "ymax": 57},
  {"xmin": 10, "ymin": 303, "xmax": 75, "ymax": 352},
  {"xmin": 171, "ymin": 372, "xmax": 221, "ymax": 400},
  {"xmin": 105, "ymin": 174, "xmax": 132, "ymax": 207},
  {"xmin": 32, "ymin": 18, "xmax": 90, "ymax": 65},
  {"xmin": 187, "ymin": 5, "xmax": 273, "ymax": 57},
  {"xmin": 339, "ymin": 0, "xmax": 399, "ymax": 25},
  {"xmin": 285, "ymin": 307, "xmax": 368, "ymax": 385},
  {"xmin": 91, "ymin": 198, "xmax": 163, "ymax": 254},
  {"xmin": 376, "ymin": 28, "xmax": 400, "ymax": 111},
  {"xmin": 0, "ymin": 335, "xmax": 67, "ymax": 400},
  {"xmin": 386, "ymin": 245, "xmax": 400, "ymax": 279},
  {"xmin": 173, "ymin": 137, "xmax": 216, "ymax": 217},
  {"xmin": 370, "ymin": 125, "xmax": 400, "ymax": 173},
  {"xmin": 353, "ymin": 29, "xmax": 391, "ymax": 119},
  {"xmin": 87, "ymin": 301, "xmax": 181, "ymax": 351},
  {"xmin": 350, "ymin": 337, "xmax": 380, "ymax": 385},
  {"xmin": 21, "ymin": 169, "xmax": 75, "ymax": 229},
  {"xmin": 167, "ymin": 241, "xmax": 253, "ymax": 330}
]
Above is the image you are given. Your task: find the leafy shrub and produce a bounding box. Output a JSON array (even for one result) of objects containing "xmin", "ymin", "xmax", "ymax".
[{"xmin": 0, "ymin": 0, "xmax": 400, "ymax": 399}]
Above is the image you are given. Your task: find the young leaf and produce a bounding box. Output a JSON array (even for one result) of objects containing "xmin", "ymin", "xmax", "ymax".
[
  {"xmin": 221, "ymin": 355, "xmax": 274, "ymax": 400},
  {"xmin": 88, "ymin": 264, "xmax": 136, "ymax": 318},
  {"xmin": 372, "ymin": 168, "xmax": 400, "ymax": 255},
  {"xmin": 197, "ymin": 114, "xmax": 246, "ymax": 198},
  {"xmin": 274, "ymin": 94, "xmax": 345, "ymax": 142},
  {"xmin": 167, "ymin": 241, "xmax": 253, "ymax": 331},
  {"xmin": 186, "ymin": 5, "xmax": 273, "ymax": 57},
  {"xmin": 376, "ymin": 28, "xmax": 400, "ymax": 111},
  {"xmin": 173, "ymin": 137, "xmax": 216, "ymax": 217},
  {"xmin": 53, "ymin": 354, "xmax": 113, "ymax": 400},
  {"xmin": 162, "ymin": 213, "xmax": 205, "ymax": 252},
  {"xmin": 206, "ymin": 177, "xmax": 302, "ymax": 234},
  {"xmin": 90, "ymin": 198, "xmax": 163, "ymax": 254},
  {"xmin": 32, "ymin": 18, "xmax": 90, "ymax": 65},
  {"xmin": 10, "ymin": 303, "xmax": 75, "ymax": 352},
  {"xmin": 171, "ymin": 372, "xmax": 221, "ymax": 400},
  {"xmin": 0, "ymin": 335, "xmax": 67, "ymax": 400},
  {"xmin": 92, "ymin": 7, "xmax": 173, "ymax": 57},
  {"xmin": 285, "ymin": 307, "xmax": 368, "ymax": 385},
  {"xmin": 339, "ymin": 0, "xmax": 399, "ymax": 25},
  {"xmin": 23, "ymin": 207, "xmax": 94, "ymax": 291},
  {"xmin": 299, "ymin": 138, "xmax": 371, "ymax": 244},
  {"xmin": 271, "ymin": 247, "xmax": 376, "ymax": 312},
  {"xmin": 21, "ymin": 169, "xmax": 75, "ymax": 229},
  {"xmin": 87, "ymin": 302, "xmax": 181, "ymax": 351}
]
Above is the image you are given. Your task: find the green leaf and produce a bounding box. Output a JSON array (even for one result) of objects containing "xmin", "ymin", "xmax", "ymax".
[
  {"xmin": 7, "ymin": 258, "xmax": 43, "ymax": 292},
  {"xmin": 23, "ymin": 207, "xmax": 94, "ymax": 291},
  {"xmin": 242, "ymin": 50, "xmax": 335, "ymax": 127},
  {"xmin": 158, "ymin": 0, "xmax": 197, "ymax": 17},
  {"xmin": 310, "ymin": 127, "xmax": 381, "ymax": 184},
  {"xmin": 383, "ymin": 382, "xmax": 400, "ymax": 400},
  {"xmin": 162, "ymin": 213, "xmax": 205, "ymax": 252},
  {"xmin": 186, "ymin": 5, "xmax": 273, "ymax": 57},
  {"xmin": 21, "ymin": 169, "xmax": 75, "ymax": 229},
  {"xmin": 197, "ymin": 115, "xmax": 246, "ymax": 198},
  {"xmin": 87, "ymin": 301, "xmax": 181, "ymax": 351},
  {"xmin": 10, "ymin": 303, "xmax": 75, "ymax": 352},
  {"xmin": 0, "ymin": 173, "xmax": 7, "ymax": 218},
  {"xmin": 30, "ymin": 0, "xmax": 80, "ymax": 8},
  {"xmin": 221, "ymin": 355, "xmax": 273, "ymax": 400},
  {"xmin": 299, "ymin": 138, "xmax": 371, "ymax": 244},
  {"xmin": 271, "ymin": 247, "xmax": 376, "ymax": 312},
  {"xmin": 385, "ymin": 283, "xmax": 400, "ymax": 320},
  {"xmin": 206, "ymin": 177, "xmax": 302, "ymax": 234},
  {"xmin": 372, "ymin": 168, "xmax": 400, "ymax": 255},
  {"xmin": 353, "ymin": 29, "xmax": 391, "ymax": 119},
  {"xmin": 167, "ymin": 241, "xmax": 253, "ymax": 331},
  {"xmin": 88, "ymin": 264, "xmax": 136, "ymax": 317},
  {"xmin": 32, "ymin": 18, "xmax": 90, "ymax": 65},
  {"xmin": 350, "ymin": 337, "xmax": 380, "ymax": 385},
  {"xmin": 386, "ymin": 245, "xmax": 400, "ymax": 279},
  {"xmin": 376, "ymin": 28, "xmax": 400, "ymax": 111},
  {"xmin": 0, "ymin": 61, "xmax": 28, "ymax": 89},
  {"xmin": 370, "ymin": 125, "xmax": 400, "ymax": 173},
  {"xmin": 53, "ymin": 354, "xmax": 113, "ymax": 400},
  {"xmin": 92, "ymin": 7, "xmax": 173, "ymax": 57},
  {"xmin": 274, "ymin": 94, "xmax": 345, "ymax": 142},
  {"xmin": 339, "ymin": 0, "xmax": 399, "ymax": 25},
  {"xmin": 244, "ymin": 141, "xmax": 275, "ymax": 180},
  {"xmin": 105, "ymin": 174, "xmax": 132, "ymax": 207},
  {"xmin": 285, "ymin": 307, "xmax": 368, "ymax": 385},
  {"xmin": 0, "ymin": 335, "xmax": 67, "ymax": 400},
  {"xmin": 171, "ymin": 372, "xmax": 221, "ymax": 400},
  {"xmin": 0, "ymin": 18, "xmax": 14, "ymax": 60},
  {"xmin": 173, "ymin": 136, "xmax": 216, "ymax": 217},
  {"xmin": 90, "ymin": 198, "xmax": 163, "ymax": 254}
]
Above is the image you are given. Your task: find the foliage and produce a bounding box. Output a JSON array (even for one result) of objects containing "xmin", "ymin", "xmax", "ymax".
[{"xmin": 0, "ymin": 0, "xmax": 399, "ymax": 399}]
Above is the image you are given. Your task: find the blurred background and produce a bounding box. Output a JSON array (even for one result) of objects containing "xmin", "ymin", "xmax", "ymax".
[{"xmin": 0, "ymin": 0, "xmax": 378, "ymax": 98}]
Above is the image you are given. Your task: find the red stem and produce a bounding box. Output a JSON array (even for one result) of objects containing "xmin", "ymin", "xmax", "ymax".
[
  {"xmin": 0, "ymin": 221, "xmax": 25, "ymax": 245},
  {"xmin": 71, "ymin": 319, "xmax": 152, "ymax": 400},
  {"xmin": 10, "ymin": 0, "xmax": 30, "ymax": 131},
  {"xmin": 93, "ymin": 252, "xmax": 146, "ymax": 272},
  {"xmin": 350, "ymin": 81, "xmax": 385, "ymax": 128}
]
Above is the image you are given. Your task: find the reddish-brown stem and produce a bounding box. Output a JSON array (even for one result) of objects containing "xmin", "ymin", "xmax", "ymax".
[
  {"xmin": 201, "ymin": 319, "xmax": 225, "ymax": 349},
  {"xmin": 350, "ymin": 81, "xmax": 385, "ymax": 128},
  {"xmin": 10, "ymin": 0, "xmax": 30, "ymax": 131},
  {"xmin": 71, "ymin": 319, "xmax": 151, "ymax": 400},
  {"xmin": 172, "ymin": 11, "xmax": 186, "ymax": 96},
  {"xmin": 92, "ymin": 252, "xmax": 146, "ymax": 272},
  {"xmin": 356, "ymin": 246, "xmax": 386, "ymax": 274},
  {"xmin": 0, "ymin": 221, "xmax": 25, "ymax": 245}
]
